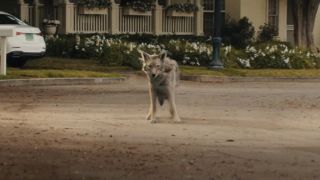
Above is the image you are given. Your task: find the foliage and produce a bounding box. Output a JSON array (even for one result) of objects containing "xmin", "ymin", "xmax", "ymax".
[
  {"xmin": 257, "ymin": 23, "xmax": 279, "ymax": 42},
  {"xmin": 222, "ymin": 17, "xmax": 255, "ymax": 49},
  {"xmin": 45, "ymin": 34, "xmax": 320, "ymax": 70},
  {"xmin": 121, "ymin": 0, "xmax": 155, "ymax": 12},
  {"xmin": 166, "ymin": 2, "xmax": 198, "ymax": 13},
  {"xmin": 236, "ymin": 41, "xmax": 320, "ymax": 69},
  {"xmin": 157, "ymin": 0, "xmax": 167, "ymax": 6},
  {"xmin": 77, "ymin": 0, "xmax": 111, "ymax": 9},
  {"xmin": 45, "ymin": 35, "xmax": 76, "ymax": 57}
]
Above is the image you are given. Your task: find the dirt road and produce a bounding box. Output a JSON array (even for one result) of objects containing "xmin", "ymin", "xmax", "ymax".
[{"xmin": 0, "ymin": 76, "xmax": 320, "ymax": 180}]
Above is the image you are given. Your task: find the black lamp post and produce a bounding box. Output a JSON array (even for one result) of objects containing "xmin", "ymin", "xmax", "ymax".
[{"xmin": 209, "ymin": 0, "xmax": 224, "ymax": 69}]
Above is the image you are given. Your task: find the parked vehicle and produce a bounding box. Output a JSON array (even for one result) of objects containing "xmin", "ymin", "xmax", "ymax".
[{"xmin": 0, "ymin": 11, "xmax": 46, "ymax": 67}]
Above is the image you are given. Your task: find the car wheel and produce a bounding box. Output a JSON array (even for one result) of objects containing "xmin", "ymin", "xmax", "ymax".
[{"xmin": 7, "ymin": 58, "xmax": 28, "ymax": 68}]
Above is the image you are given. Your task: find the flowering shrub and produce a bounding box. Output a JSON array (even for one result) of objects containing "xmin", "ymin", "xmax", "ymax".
[
  {"xmin": 165, "ymin": 40, "xmax": 211, "ymax": 66},
  {"xmin": 166, "ymin": 2, "xmax": 199, "ymax": 13},
  {"xmin": 77, "ymin": 0, "xmax": 111, "ymax": 9},
  {"xmin": 45, "ymin": 34, "xmax": 320, "ymax": 69},
  {"xmin": 235, "ymin": 42, "xmax": 320, "ymax": 69}
]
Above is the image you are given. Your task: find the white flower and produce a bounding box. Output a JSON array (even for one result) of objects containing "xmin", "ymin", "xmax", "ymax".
[
  {"xmin": 251, "ymin": 47, "xmax": 256, "ymax": 52},
  {"xmin": 129, "ymin": 43, "xmax": 134, "ymax": 51},
  {"xmin": 238, "ymin": 58, "xmax": 251, "ymax": 68},
  {"xmin": 196, "ymin": 60, "xmax": 200, "ymax": 66},
  {"xmin": 307, "ymin": 52, "xmax": 310, "ymax": 58}
]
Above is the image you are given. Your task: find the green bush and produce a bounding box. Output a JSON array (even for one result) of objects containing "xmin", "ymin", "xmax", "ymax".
[
  {"xmin": 258, "ymin": 23, "xmax": 278, "ymax": 42},
  {"xmin": 45, "ymin": 35, "xmax": 76, "ymax": 57},
  {"xmin": 222, "ymin": 17, "xmax": 255, "ymax": 49}
]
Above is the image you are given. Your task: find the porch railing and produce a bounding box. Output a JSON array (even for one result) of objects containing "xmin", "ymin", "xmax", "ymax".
[
  {"xmin": 119, "ymin": 7, "xmax": 153, "ymax": 34},
  {"xmin": 163, "ymin": 11, "xmax": 195, "ymax": 35},
  {"xmin": 73, "ymin": 6, "xmax": 109, "ymax": 33},
  {"xmin": 19, "ymin": 2, "xmax": 203, "ymax": 36}
]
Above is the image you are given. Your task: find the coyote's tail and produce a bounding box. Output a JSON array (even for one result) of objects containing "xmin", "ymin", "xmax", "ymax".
[{"xmin": 174, "ymin": 61, "xmax": 180, "ymax": 87}]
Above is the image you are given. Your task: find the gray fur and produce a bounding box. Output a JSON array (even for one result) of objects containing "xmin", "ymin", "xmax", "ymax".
[{"xmin": 139, "ymin": 50, "xmax": 181, "ymax": 123}]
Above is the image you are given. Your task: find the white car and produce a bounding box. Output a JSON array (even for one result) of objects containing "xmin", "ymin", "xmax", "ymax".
[{"xmin": 0, "ymin": 11, "xmax": 46, "ymax": 67}]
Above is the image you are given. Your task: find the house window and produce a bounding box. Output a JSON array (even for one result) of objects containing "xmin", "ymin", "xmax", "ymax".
[
  {"xmin": 203, "ymin": 0, "xmax": 225, "ymax": 36},
  {"xmin": 268, "ymin": 0, "xmax": 279, "ymax": 31}
]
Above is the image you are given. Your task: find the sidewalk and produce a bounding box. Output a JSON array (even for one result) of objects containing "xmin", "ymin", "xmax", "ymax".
[
  {"xmin": 2, "ymin": 74, "xmax": 320, "ymax": 87},
  {"xmin": 0, "ymin": 77, "xmax": 126, "ymax": 87}
]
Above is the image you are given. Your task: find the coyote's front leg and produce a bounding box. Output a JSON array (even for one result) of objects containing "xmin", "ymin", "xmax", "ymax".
[
  {"xmin": 146, "ymin": 88, "xmax": 157, "ymax": 123},
  {"xmin": 168, "ymin": 89, "xmax": 181, "ymax": 123}
]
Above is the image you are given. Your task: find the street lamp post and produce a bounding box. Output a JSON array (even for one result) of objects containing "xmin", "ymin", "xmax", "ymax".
[{"xmin": 209, "ymin": 0, "xmax": 224, "ymax": 69}]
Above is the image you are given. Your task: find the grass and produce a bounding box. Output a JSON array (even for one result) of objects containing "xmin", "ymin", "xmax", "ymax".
[
  {"xmin": 180, "ymin": 66, "xmax": 320, "ymax": 78},
  {"xmin": 0, "ymin": 68, "xmax": 121, "ymax": 80},
  {"xmin": 25, "ymin": 57, "xmax": 133, "ymax": 72},
  {"xmin": 0, "ymin": 57, "xmax": 124, "ymax": 79},
  {"xmin": 2, "ymin": 57, "xmax": 320, "ymax": 79}
]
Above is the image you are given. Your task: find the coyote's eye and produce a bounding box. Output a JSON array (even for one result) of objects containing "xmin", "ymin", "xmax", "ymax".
[
  {"xmin": 144, "ymin": 65, "xmax": 150, "ymax": 71},
  {"xmin": 156, "ymin": 65, "xmax": 161, "ymax": 68}
]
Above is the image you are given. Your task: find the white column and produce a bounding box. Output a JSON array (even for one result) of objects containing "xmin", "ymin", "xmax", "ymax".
[
  {"xmin": 0, "ymin": 37, "xmax": 7, "ymax": 75},
  {"xmin": 109, "ymin": 0, "xmax": 120, "ymax": 34},
  {"xmin": 18, "ymin": 0, "xmax": 30, "ymax": 23},
  {"xmin": 153, "ymin": 1, "xmax": 163, "ymax": 35},
  {"xmin": 194, "ymin": 0, "xmax": 203, "ymax": 35},
  {"xmin": 33, "ymin": 0, "xmax": 43, "ymax": 27}
]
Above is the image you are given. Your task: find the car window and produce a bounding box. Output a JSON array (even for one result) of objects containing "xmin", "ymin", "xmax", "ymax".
[{"xmin": 0, "ymin": 14, "xmax": 21, "ymax": 25}]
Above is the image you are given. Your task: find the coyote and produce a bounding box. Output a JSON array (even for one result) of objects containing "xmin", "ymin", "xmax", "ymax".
[{"xmin": 139, "ymin": 50, "xmax": 181, "ymax": 123}]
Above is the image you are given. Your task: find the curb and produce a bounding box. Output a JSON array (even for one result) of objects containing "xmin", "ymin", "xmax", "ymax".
[
  {"xmin": 181, "ymin": 75, "xmax": 320, "ymax": 83},
  {"xmin": 0, "ymin": 77, "xmax": 126, "ymax": 87}
]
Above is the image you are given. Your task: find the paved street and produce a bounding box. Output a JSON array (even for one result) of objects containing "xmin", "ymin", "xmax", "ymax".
[{"xmin": 0, "ymin": 76, "xmax": 320, "ymax": 180}]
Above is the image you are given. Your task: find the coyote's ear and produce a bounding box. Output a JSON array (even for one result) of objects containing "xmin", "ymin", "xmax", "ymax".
[
  {"xmin": 160, "ymin": 51, "xmax": 167, "ymax": 62},
  {"xmin": 163, "ymin": 62, "xmax": 174, "ymax": 72},
  {"xmin": 138, "ymin": 50, "xmax": 151, "ymax": 62}
]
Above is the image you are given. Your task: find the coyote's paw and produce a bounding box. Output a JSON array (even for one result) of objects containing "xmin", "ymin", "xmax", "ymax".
[
  {"xmin": 150, "ymin": 118, "xmax": 157, "ymax": 124},
  {"xmin": 146, "ymin": 114, "xmax": 151, "ymax": 120},
  {"xmin": 173, "ymin": 116, "xmax": 181, "ymax": 123}
]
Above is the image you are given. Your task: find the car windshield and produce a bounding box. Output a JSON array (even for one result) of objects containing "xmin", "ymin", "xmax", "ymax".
[{"xmin": 0, "ymin": 14, "xmax": 26, "ymax": 25}]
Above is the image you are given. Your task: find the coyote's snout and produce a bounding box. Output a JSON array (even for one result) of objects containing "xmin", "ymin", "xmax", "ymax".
[{"xmin": 139, "ymin": 50, "xmax": 181, "ymax": 123}]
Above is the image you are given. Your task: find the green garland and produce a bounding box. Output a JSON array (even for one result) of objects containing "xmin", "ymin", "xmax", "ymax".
[
  {"xmin": 123, "ymin": 0, "xmax": 155, "ymax": 12},
  {"xmin": 166, "ymin": 2, "xmax": 198, "ymax": 13},
  {"xmin": 77, "ymin": 0, "xmax": 111, "ymax": 9}
]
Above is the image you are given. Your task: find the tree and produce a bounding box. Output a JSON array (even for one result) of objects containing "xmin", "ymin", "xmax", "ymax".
[{"xmin": 290, "ymin": 0, "xmax": 320, "ymax": 49}]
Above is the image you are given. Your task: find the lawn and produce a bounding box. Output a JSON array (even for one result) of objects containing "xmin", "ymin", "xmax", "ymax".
[
  {"xmin": 180, "ymin": 66, "xmax": 320, "ymax": 77},
  {"xmin": 0, "ymin": 68, "xmax": 121, "ymax": 80},
  {"xmin": 2, "ymin": 57, "xmax": 320, "ymax": 79},
  {"xmin": 25, "ymin": 57, "xmax": 133, "ymax": 72},
  {"xmin": 0, "ymin": 57, "xmax": 124, "ymax": 79}
]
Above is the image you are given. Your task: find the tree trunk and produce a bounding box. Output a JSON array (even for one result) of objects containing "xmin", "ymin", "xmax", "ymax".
[{"xmin": 290, "ymin": 0, "xmax": 320, "ymax": 49}]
